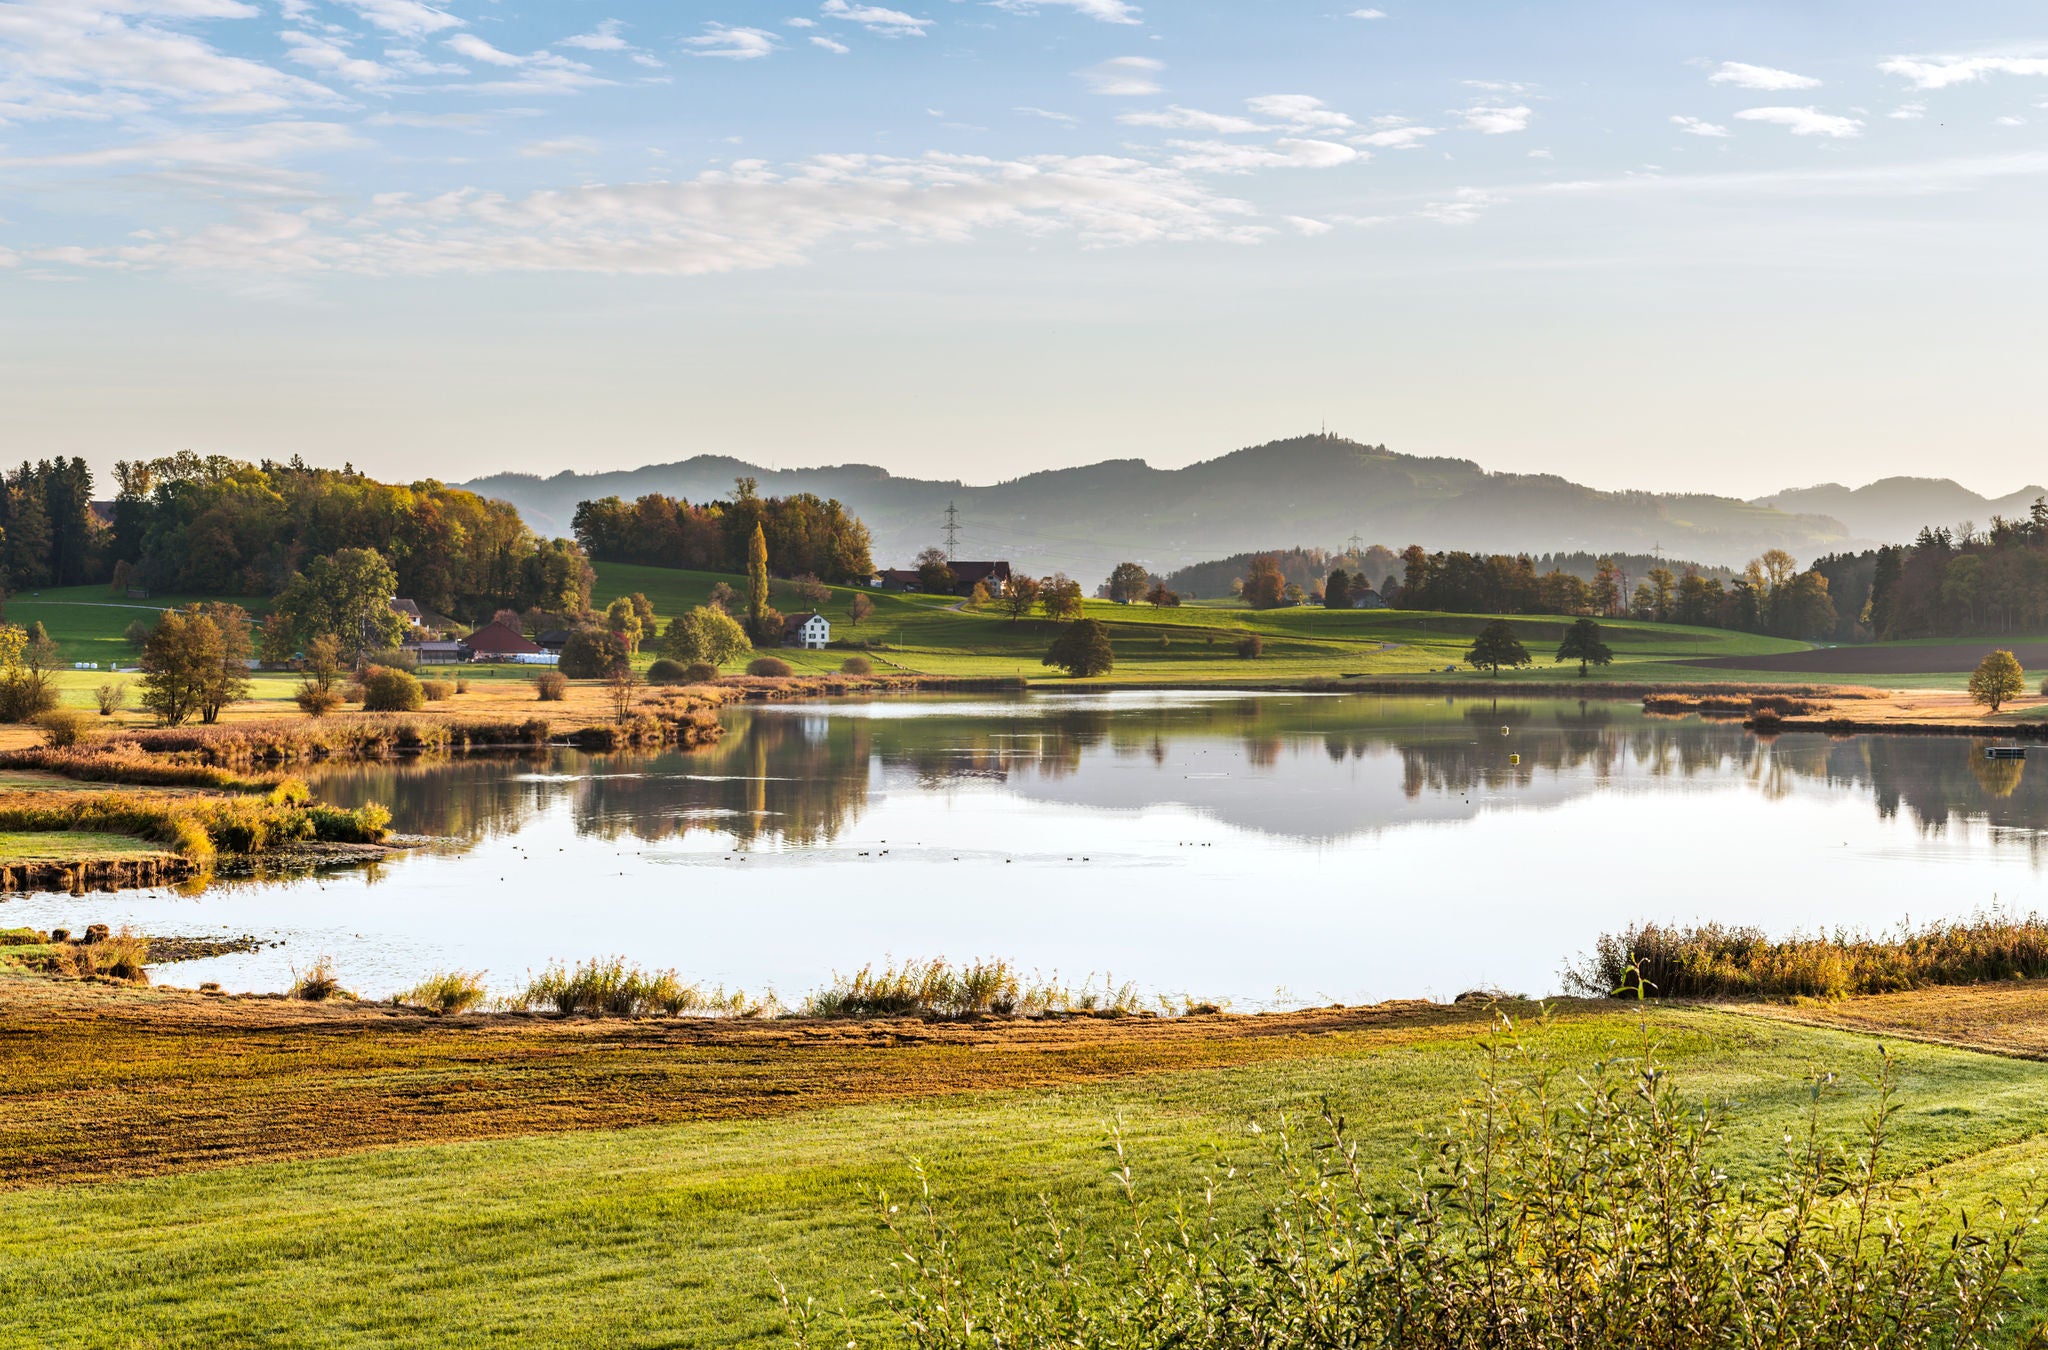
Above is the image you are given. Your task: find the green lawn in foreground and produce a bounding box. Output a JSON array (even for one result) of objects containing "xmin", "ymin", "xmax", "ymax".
[
  {"xmin": 0, "ymin": 831, "xmax": 164, "ymax": 862},
  {"xmin": 591, "ymin": 561, "xmax": 1863, "ymax": 687},
  {"xmin": 3, "ymin": 1008, "xmax": 2047, "ymax": 1348}
]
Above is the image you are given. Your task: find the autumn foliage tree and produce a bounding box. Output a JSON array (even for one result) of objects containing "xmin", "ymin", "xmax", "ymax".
[
  {"xmin": 1241, "ymin": 555, "xmax": 1287, "ymax": 610},
  {"xmin": 1970, "ymin": 650, "xmax": 2025, "ymax": 713}
]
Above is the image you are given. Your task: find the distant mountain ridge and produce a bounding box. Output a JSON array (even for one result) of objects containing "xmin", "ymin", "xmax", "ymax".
[
  {"xmin": 1753, "ymin": 477, "xmax": 2048, "ymax": 547},
  {"xmin": 461, "ymin": 435, "xmax": 1862, "ymax": 577}
]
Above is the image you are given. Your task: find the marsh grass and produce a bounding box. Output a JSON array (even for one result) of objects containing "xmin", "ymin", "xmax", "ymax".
[
  {"xmin": 514, "ymin": 958, "xmax": 766, "ymax": 1018},
  {"xmin": 395, "ymin": 970, "xmax": 488, "ymax": 1014},
  {"xmin": 1572, "ymin": 913, "xmax": 2048, "ymax": 1001},
  {"xmin": 121, "ymin": 714, "xmax": 554, "ymax": 763},
  {"xmin": 0, "ymin": 789, "xmax": 389, "ymax": 863},
  {"xmin": 799, "ymin": 1017, "xmax": 2045, "ymax": 1350},
  {"xmin": 289, "ymin": 956, "xmax": 349, "ymax": 1002},
  {"xmin": 803, "ymin": 958, "xmax": 1143, "ymax": 1020}
]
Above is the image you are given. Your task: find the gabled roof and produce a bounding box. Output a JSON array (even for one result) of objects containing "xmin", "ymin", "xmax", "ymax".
[
  {"xmin": 465, "ymin": 620, "xmax": 541, "ymax": 654},
  {"xmin": 391, "ymin": 599, "xmax": 423, "ymax": 619},
  {"xmin": 785, "ymin": 611, "xmax": 826, "ymax": 627}
]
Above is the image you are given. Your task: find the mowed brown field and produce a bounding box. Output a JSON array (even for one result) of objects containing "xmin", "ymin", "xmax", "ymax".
[{"xmin": 0, "ymin": 975, "xmax": 1516, "ymax": 1188}]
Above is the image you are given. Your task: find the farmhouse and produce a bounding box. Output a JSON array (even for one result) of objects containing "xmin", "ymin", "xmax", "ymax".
[
  {"xmin": 464, "ymin": 620, "xmax": 543, "ymax": 662},
  {"xmin": 411, "ymin": 638, "xmax": 468, "ymax": 665},
  {"xmin": 872, "ymin": 561, "xmax": 1013, "ymax": 597},
  {"xmin": 785, "ymin": 612, "xmax": 831, "ymax": 649}
]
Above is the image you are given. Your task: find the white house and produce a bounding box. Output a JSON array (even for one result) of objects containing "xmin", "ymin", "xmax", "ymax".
[{"xmin": 785, "ymin": 612, "xmax": 831, "ymax": 649}]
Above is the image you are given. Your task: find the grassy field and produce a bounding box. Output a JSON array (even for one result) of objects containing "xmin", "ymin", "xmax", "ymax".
[
  {"xmin": 11, "ymin": 569, "xmax": 2017, "ymax": 693},
  {"xmin": 6, "ymin": 982, "xmax": 2048, "ymax": 1347},
  {"xmin": 588, "ymin": 561, "xmax": 1875, "ymax": 687},
  {"xmin": 0, "ymin": 830, "xmax": 163, "ymax": 863}
]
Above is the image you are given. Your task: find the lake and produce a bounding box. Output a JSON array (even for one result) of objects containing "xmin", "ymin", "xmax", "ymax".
[{"xmin": 6, "ymin": 691, "xmax": 2046, "ymax": 1006}]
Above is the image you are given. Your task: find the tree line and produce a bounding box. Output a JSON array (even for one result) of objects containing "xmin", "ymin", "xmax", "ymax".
[
  {"xmin": 1866, "ymin": 506, "xmax": 2048, "ymax": 639},
  {"xmin": 1384, "ymin": 546, "xmax": 1839, "ymax": 640},
  {"xmin": 570, "ymin": 479, "xmax": 875, "ymax": 585}
]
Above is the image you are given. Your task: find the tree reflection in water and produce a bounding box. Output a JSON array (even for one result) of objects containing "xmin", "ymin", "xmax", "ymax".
[{"xmin": 301, "ymin": 696, "xmax": 2048, "ymax": 857}]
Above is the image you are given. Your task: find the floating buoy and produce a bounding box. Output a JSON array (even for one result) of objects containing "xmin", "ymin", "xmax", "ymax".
[
  {"xmin": 1501, "ymin": 726, "xmax": 1510, "ymax": 735},
  {"xmin": 1510, "ymin": 753, "xmax": 1521, "ymax": 765}
]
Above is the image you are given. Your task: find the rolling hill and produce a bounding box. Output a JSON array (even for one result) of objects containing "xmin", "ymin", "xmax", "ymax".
[
  {"xmin": 462, "ymin": 434, "xmax": 1853, "ymax": 578},
  {"xmin": 1754, "ymin": 477, "xmax": 2048, "ymax": 546}
]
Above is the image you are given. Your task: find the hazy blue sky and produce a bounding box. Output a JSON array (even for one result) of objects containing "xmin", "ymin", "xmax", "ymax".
[{"xmin": 1, "ymin": 0, "xmax": 2044, "ymax": 496}]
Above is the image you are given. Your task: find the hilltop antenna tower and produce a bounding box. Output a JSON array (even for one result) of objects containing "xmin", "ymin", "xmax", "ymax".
[{"xmin": 943, "ymin": 500, "xmax": 961, "ymax": 560}]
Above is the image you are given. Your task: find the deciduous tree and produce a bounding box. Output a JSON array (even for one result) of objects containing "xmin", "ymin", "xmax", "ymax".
[
  {"xmin": 1555, "ymin": 617, "xmax": 1613, "ymax": 676},
  {"xmin": 1104, "ymin": 562, "xmax": 1150, "ymax": 605},
  {"xmin": 1000, "ymin": 575, "xmax": 1040, "ymax": 623},
  {"xmin": 1465, "ymin": 619, "xmax": 1531, "ymax": 675},
  {"xmin": 1043, "ymin": 618, "xmax": 1114, "ymax": 677},
  {"xmin": 1970, "ymin": 649, "xmax": 2025, "ymax": 713},
  {"xmin": 1242, "ymin": 555, "xmax": 1287, "ymax": 610}
]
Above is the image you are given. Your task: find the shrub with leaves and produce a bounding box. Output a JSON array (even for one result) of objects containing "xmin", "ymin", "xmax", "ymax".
[
  {"xmin": 360, "ymin": 666, "xmax": 424, "ymax": 712},
  {"xmin": 792, "ymin": 1017, "xmax": 2044, "ymax": 1350},
  {"xmin": 533, "ymin": 670, "xmax": 568, "ymax": 701}
]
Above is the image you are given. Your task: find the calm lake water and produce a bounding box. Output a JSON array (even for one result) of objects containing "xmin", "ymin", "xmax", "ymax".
[{"xmin": 8, "ymin": 691, "xmax": 2048, "ymax": 1005}]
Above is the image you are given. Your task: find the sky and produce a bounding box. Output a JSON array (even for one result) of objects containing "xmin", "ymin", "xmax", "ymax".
[{"xmin": 1, "ymin": 0, "xmax": 2045, "ymax": 499}]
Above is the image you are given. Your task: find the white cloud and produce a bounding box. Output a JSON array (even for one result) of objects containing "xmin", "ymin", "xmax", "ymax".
[
  {"xmin": 1671, "ymin": 115, "xmax": 1729, "ymax": 138},
  {"xmin": 1285, "ymin": 215, "xmax": 1332, "ymax": 234},
  {"xmin": 1167, "ymin": 136, "xmax": 1359, "ymax": 173},
  {"xmin": 1462, "ymin": 79, "xmax": 1533, "ymax": 93},
  {"xmin": 809, "ymin": 34, "xmax": 849, "ymax": 53},
  {"xmin": 1352, "ymin": 124, "xmax": 1436, "ymax": 148},
  {"xmin": 819, "ymin": 0, "xmax": 929, "ymax": 37},
  {"xmin": 1245, "ymin": 94, "xmax": 1354, "ymax": 130},
  {"xmin": 1708, "ymin": 61, "xmax": 1821, "ymax": 91},
  {"xmin": 1889, "ymin": 102, "xmax": 1926, "ymax": 120},
  {"xmin": 559, "ymin": 20, "xmax": 629, "ymax": 52},
  {"xmin": 0, "ymin": 1, "xmax": 336, "ymax": 121},
  {"xmin": 334, "ymin": 0, "xmax": 461, "ymax": 38},
  {"xmin": 1118, "ymin": 105, "xmax": 1264, "ymax": 134},
  {"xmin": 684, "ymin": 24, "xmax": 781, "ymax": 60},
  {"xmin": 1347, "ymin": 8, "xmax": 1386, "ymax": 18},
  {"xmin": 1734, "ymin": 105, "xmax": 1862, "ymax": 138},
  {"xmin": 1461, "ymin": 104, "xmax": 1532, "ymax": 134},
  {"xmin": 1878, "ymin": 54, "xmax": 2048, "ymax": 90},
  {"xmin": 1015, "ymin": 105, "xmax": 1078, "ymax": 123},
  {"xmin": 0, "ymin": 119, "xmax": 359, "ymax": 169},
  {"xmin": 1416, "ymin": 187, "xmax": 1502, "ymax": 225},
  {"xmin": 989, "ymin": 0, "xmax": 1141, "ymax": 23},
  {"xmin": 1078, "ymin": 55, "xmax": 1162, "ymax": 96},
  {"xmin": 1995, "ymin": 114, "xmax": 2028, "ymax": 126},
  {"xmin": 445, "ymin": 33, "xmax": 525, "ymax": 67},
  {"xmin": 279, "ymin": 30, "xmax": 392, "ymax": 86},
  {"xmin": 519, "ymin": 136, "xmax": 599, "ymax": 157},
  {"xmin": 46, "ymin": 149, "xmax": 1290, "ymax": 276}
]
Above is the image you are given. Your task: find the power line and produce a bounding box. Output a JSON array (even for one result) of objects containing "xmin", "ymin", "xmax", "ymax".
[{"xmin": 943, "ymin": 500, "xmax": 960, "ymax": 560}]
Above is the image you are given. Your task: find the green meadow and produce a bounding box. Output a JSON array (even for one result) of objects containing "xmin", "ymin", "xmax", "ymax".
[
  {"xmin": 5, "ymin": 1006, "xmax": 2048, "ymax": 1348},
  {"xmin": 9, "ymin": 566, "xmax": 2012, "ymax": 693}
]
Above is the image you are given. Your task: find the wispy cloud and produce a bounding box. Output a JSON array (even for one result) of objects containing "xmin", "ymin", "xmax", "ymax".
[
  {"xmin": 1461, "ymin": 104, "xmax": 1532, "ymax": 134},
  {"xmin": 335, "ymin": 0, "xmax": 462, "ymax": 39},
  {"xmin": 1878, "ymin": 53, "xmax": 2048, "ymax": 90},
  {"xmin": 1347, "ymin": 9, "xmax": 1386, "ymax": 18},
  {"xmin": 1119, "ymin": 106, "xmax": 1264, "ymax": 134},
  {"xmin": 559, "ymin": 20, "xmax": 629, "ymax": 52},
  {"xmin": 820, "ymin": 1, "xmax": 930, "ymax": 37},
  {"xmin": 809, "ymin": 35, "xmax": 851, "ymax": 53},
  {"xmin": 1734, "ymin": 106, "xmax": 1862, "ymax": 138},
  {"xmin": 685, "ymin": 24, "xmax": 782, "ymax": 60},
  {"xmin": 519, "ymin": 136, "xmax": 600, "ymax": 157},
  {"xmin": 1246, "ymin": 94, "xmax": 1354, "ymax": 131},
  {"xmin": 1167, "ymin": 137, "xmax": 1359, "ymax": 173},
  {"xmin": 989, "ymin": 0, "xmax": 1142, "ymax": 23},
  {"xmin": 1708, "ymin": 62, "xmax": 1821, "ymax": 91},
  {"xmin": 1015, "ymin": 106, "xmax": 1079, "ymax": 124},
  {"xmin": 1078, "ymin": 56, "xmax": 1162, "ymax": 96},
  {"xmin": 1671, "ymin": 115, "xmax": 1730, "ymax": 138}
]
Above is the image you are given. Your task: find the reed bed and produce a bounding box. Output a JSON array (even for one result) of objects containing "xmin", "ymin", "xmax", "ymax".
[
  {"xmin": 0, "ymin": 745, "xmax": 291, "ymax": 794},
  {"xmin": 289, "ymin": 956, "xmax": 350, "ymax": 1002},
  {"xmin": 1640, "ymin": 692, "xmax": 1828, "ymax": 716},
  {"xmin": 1570, "ymin": 913, "xmax": 2048, "ymax": 1001},
  {"xmin": 394, "ymin": 970, "xmax": 488, "ymax": 1014},
  {"xmin": 804, "ymin": 958, "xmax": 1143, "ymax": 1020},
  {"xmin": 512, "ymin": 957, "xmax": 765, "ymax": 1018},
  {"xmin": 0, "ymin": 791, "xmax": 390, "ymax": 864},
  {"xmin": 119, "ymin": 715, "xmax": 556, "ymax": 765}
]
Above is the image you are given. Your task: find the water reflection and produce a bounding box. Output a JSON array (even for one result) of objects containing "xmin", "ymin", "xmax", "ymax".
[
  {"xmin": 19, "ymin": 693, "xmax": 2048, "ymax": 1005},
  {"xmin": 303, "ymin": 695, "xmax": 2048, "ymax": 855}
]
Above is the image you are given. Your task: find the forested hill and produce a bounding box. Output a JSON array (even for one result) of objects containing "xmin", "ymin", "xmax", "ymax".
[{"xmin": 463, "ymin": 435, "xmax": 1850, "ymax": 576}]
